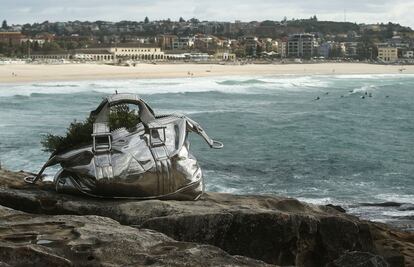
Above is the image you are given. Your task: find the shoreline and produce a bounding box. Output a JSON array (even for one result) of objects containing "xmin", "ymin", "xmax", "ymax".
[{"xmin": 1, "ymin": 62, "xmax": 414, "ymax": 83}]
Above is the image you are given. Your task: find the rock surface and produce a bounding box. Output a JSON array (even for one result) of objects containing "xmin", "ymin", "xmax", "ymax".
[
  {"xmin": 0, "ymin": 169, "xmax": 413, "ymax": 267},
  {"xmin": 327, "ymin": 251, "xmax": 389, "ymax": 267},
  {"xmin": 0, "ymin": 205, "xmax": 273, "ymax": 267}
]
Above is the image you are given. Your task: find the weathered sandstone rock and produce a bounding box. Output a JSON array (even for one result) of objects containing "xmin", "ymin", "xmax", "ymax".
[
  {"xmin": 0, "ymin": 169, "xmax": 412, "ymax": 267},
  {"xmin": 0, "ymin": 204, "xmax": 274, "ymax": 267}
]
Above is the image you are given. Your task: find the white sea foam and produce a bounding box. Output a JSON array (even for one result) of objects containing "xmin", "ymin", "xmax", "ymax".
[
  {"xmin": 382, "ymin": 210, "xmax": 414, "ymax": 217},
  {"xmin": 296, "ymin": 197, "xmax": 337, "ymax": 205},
  {"xmin": 375, "ymin": 193, "xmax": 414, "ymax": 204},
  {"xmin": 332, "ymin": 74, "xmax": 414, "ymax": 79},
  {"xmin": 349, "ymin": 84, "xmax": 379, "ymax": 94},
  {"xmin": 206, "ymin": 184, "xmax": 242, "ymax": 194},
  {"xmin": 2, "ymin": 73, "xmax": 414, "ymax": 98},
  {"xmin": 0, "ymin": 75, "xmax": 338, "ymax": 98},
  {"xmin": 154, "ymin": 108, "xmax": 231, "ymax": 116}
]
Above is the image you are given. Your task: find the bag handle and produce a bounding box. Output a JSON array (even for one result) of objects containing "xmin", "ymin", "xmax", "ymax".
[
  {"xmin": 24, "ymin": 154, "xmax": 58, "ymax": 184},
  {"xmin": 186, "ymin": 117, "xmax": 224, "ymax": 149},
  {"xmin": 91, "ymin": 93, "xmax": 156, "ymax": 126},
  {"xmin": 90, "ymin": 93, "xmax": 156, "ymax": 153}
]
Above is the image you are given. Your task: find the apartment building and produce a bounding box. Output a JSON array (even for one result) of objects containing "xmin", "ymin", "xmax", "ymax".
[
  {"xmin": 377, "ymin": 46, "xmax": 398, "ymax": 62},
  {"xmin": 0, "ymin": 32, "xmax": 24, "ymax": 45},
  {"xmin": 287, "ymin": 34, "xmax": 317, "ymax": 58}
]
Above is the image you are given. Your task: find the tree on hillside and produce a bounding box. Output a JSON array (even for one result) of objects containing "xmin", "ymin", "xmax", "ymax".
[
  {"xmin": 179, "ymin": 17, "xmax": 185, "ymax": 23},
  {"xmin": 144, "ymin": 16, "xmax": 149, "ymax": 24},
  {"xmin": 189, "ymin": 18, "xmax": 199, "ymax": 24},
  {"xmin": 42, "ymin": 41, "xmax": 63, "ymax": 52},
  {"xmin": 2, "ymin": 20, "xmax": 8, "ymax": 29}
]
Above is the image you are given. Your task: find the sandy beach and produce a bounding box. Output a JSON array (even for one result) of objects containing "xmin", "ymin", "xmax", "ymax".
[{"xmin": 0, "ymin": 63, "xmax": 413, "ymax": 83}]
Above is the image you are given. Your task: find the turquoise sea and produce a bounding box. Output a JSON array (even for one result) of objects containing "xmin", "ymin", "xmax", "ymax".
[{"xmin": 0, "ymin": 74, "xmax": 413, "ymax": 230}]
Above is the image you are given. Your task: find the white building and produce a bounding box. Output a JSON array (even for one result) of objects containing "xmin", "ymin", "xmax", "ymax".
[
  {"xmin": 109, "ymin": 45, "xmax": 164, "ymax": 60},
  {"xmin": 172, "ymin": 37, "xmax": 195, "ymax": 50},
  {"xmin": 73, "ymin": 49, "xmax": 114, "ymax": 61},
  {"xmin": 402, "ymin": 50, "xmax": 414, "ymax": 58},
  {"xmin": 31, "ymin": 52, "xmax": 71, "ymax": 60},
  {"xmin": 32, "ymin": 44, "xmax": 166, "ymax": 62}
]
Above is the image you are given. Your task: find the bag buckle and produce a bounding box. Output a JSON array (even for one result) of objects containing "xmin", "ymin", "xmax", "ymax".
[
  {"xmin": 92, "ymin": 133, "xmax": 112, "ymax": 152},
  {"xmin": 149, "ymin": 126, "xmax": 166, "ymax": 148}
]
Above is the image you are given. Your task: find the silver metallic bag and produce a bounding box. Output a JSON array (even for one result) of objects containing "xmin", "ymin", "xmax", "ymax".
[{"xmin": 25, "ymin": 93, "xmax": 223, "ymax": 200}]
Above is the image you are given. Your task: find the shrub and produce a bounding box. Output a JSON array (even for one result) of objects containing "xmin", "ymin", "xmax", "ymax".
[{"xmin": 41, "ymin": 104, "xmax": 140, "ymax": 154}]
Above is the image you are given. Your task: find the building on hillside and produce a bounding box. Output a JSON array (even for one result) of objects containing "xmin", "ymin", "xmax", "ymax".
[
  {"xmin": 344, "ymin": 42, "xmax": 358, "ymax": 57},
  {"xmin": 35, "ymin": 33, "xmax": 55, "ymax": 42},
  {"xmin": 164, "ymin": 51, "xmax": 210, "ymax": 61},
  {"xmin": 223, "ymin": 22, "xmax": 237, "ymax": 35},
  {"xmin": 318, "ymin": 41, "xmax": 344, "ymax": 58},
  {"xmin": 318, "ymin": 42, "xmax": 332, "ymax": 58},
  {"xmin": 109, "ymin": 44, "xmax": 164, "ymax": 60},
  {"xmin": 377, "ymin": 46, "xmax": 398, "ymax": 62},
  {"xmin": 0, "ymin": 32, "xmax": 24, "ymax": 45},
  {"xmin": 287, "ymin": 33, "xmax": 318, "ymax": 59},
  {"xmin": 214, "ymin": 51, "xmax": 236, "ymax": 61},
  {"xmin": 31, "ymin": 51, "xmax": 71, "ymax": 60},
  {"xmin": 389, "ymin": 36, "xmax": 410, "ymax": 49},
  {"xmin": 32, "ymin": 44, "xmax": 165, "ymax": 62},
  {"xmin": 163, "ymin": 50, "xmax": 187, "ymax": 60},
  {"xmin": 194, "ymin": 35, "xmax": 217, "ymax": 52},
  {"xmin": 244, "ymin": 36, "xmax": 260, "ymax": 57},
  {"xmin": 158, "ymin": 35, "xmax": 178, "ymax": 50},
  {"xmin": 172, "ymin": 37, "xmax": 194, "ymax": 50},
  {"xmin": 20, "ymin": 38, "xmax": 47, "ymax": 46},
  {"xmin": 73, "ymin": 49, "xmax": 114, "ymax": 61},
  {"xmin": 31, "ymin": 43, "xmax": 221, "ymax": 62},
  {"xmin": 360, "ymin": 24, "xmax": 383, "ymax": 32},
  {"xmin": 278, "ymin": 37, "xmax": 288, "ymax": 58},
  {"xmin": 402, "ymin": 50, "xmax": 414, "ymax": 58}
]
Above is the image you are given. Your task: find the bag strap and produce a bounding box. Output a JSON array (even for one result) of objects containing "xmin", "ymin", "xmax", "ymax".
[
  {"xmin": 186, "ymin": 117, "xmax": 224, "ymax": 149},
  {"xmin": 24, "ymin": 155, "xmax": 58, "ymax": 184}
]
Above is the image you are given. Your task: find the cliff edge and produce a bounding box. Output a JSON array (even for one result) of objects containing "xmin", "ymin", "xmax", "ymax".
[{"xmin": 0, "ymin": 169, "xmax": 412, "ymax": 267}]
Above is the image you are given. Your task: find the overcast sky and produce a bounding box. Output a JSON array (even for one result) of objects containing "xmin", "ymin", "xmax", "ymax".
[{"xmin": 1, "ymin": 0, "xmax": 413, "ymax": 28}]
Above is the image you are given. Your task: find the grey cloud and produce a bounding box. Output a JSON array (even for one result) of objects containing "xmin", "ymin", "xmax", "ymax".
[{"xmin": 0, "ymin": 0, "xmax": 412, "ymax": 27}]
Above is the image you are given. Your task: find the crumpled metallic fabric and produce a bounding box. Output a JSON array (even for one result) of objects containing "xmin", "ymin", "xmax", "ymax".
[{"xmin": 25, "ymin": 94, "xmax": 222, "ymax": 200}]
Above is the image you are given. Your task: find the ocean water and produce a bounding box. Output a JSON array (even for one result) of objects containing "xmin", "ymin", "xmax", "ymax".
[{"xmin": 0, "ymin": 74, "xmax": 413, "ymax": 230}]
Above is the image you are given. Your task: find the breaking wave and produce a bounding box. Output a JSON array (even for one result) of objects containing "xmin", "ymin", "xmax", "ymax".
[
  {"xmin": 0, "ymin": 75, "xmax": 348, "ymax": 98},
  {"xmin": 2, "ymin": 74, "xmax": 413, "ymax": 98},
  {"xmin": 32, "ymin": 83, "xmax": 80, "ymax": 88},
  {"xmin": 216, "ymin": 79, "xmax": 271, "ymax": 85}
]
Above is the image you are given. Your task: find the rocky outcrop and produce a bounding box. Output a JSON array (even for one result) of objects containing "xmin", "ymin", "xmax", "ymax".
[
  {"xmin": 0, "ymin": 169, "xmax": 413, "ymax": 267},
  {"xmin": 327, "ymin": 251, "xmax": 389, "ymax": 267},
  {"xmin": 0, "ymin": 205, "xmax": 273, "ymax": 267}
]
